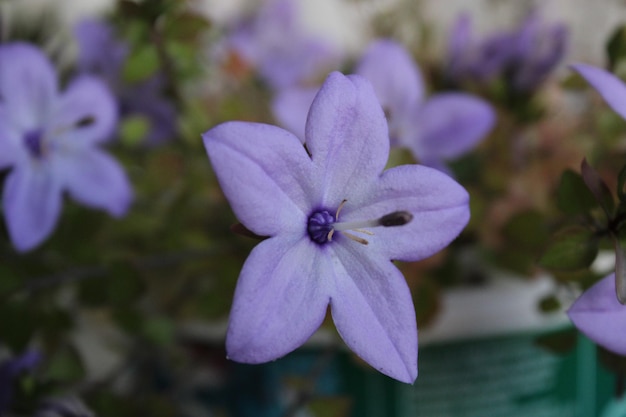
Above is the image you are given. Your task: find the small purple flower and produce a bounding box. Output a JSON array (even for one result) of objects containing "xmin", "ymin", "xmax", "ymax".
[
  {"xmin": 445, "ymin": 12, "xmax": 567, "ymax": 93},
  {"xmin": 568, "ymin": 274, "xmax": 626, "ymax": 355},
  {"xmin": 204, "ymin": 71, "xmax": 470, "ymax": 383},
  {"xmin": 273, "ymin": 40, "xmax": 494, "ymax": 172},
  {"xmin": 74, "ymin": 19, "xmax": 177, "ymax": 145},
  {"xmin": 226, "ymin": 0, "xmax": 340, "ymax": 90},
  {"xmin": 0, "ymin": 350, "xmax": 41, "ymax": 413},
  {"xmin": 0, "ymin": 42, "xmax": 132, "ymax": 251}
]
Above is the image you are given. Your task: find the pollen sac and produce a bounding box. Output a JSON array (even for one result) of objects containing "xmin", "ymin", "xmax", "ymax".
[{"xmin": 307, "ymin": 210, "xmax": 334, "ymax": 244}]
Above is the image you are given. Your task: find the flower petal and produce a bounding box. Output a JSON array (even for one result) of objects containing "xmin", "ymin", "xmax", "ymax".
[
  {"xmin": 345, "ymin": 164, "xmax": 470, "ymax": 262},
  {"xmin": 226, "ymin": 236, "xmax": 331, "ymax": 363},
  {"xmin": 305, "ymin": 72, "xmax": 389, "ymax": 207},
  {"xmin": 330, "ymin": 242, "xmax": 417, "ymax": 383},
  {"xmin": 203, "ymin": 121, "xmax": 317, "ymax": 236},
  {"xmin": 568, "ymin": 274, "xmax": 626, "ymax": 355},
  {"xmin": 0, "ymin": 42, "xmax": 57, "ymax": 131},
  {"xmin": 572, "ymin": 64, "xmax": 626, "ymax": 121},
  {"xmin": 55, "ymin": 149, "xmax": 132, "ymax": 217},
  {"xmin": 356, "ymin": 39, "xmax": 424, "ymax": 115},
  {"xmin": 51, "ymin": 76, "xmax": 118, "ymax": 146},
  {"xmin": 271, "ymin": 85, "xmax": 318, "ymax": 143},
  {"xmin": 0, "ymin": 108, "xmax": 24, "ymax": 169},
  {"xmin": 2, "ymin": 165, "xmax": 62, "ymax": 252},
  {"xmin": 412, "ymin": 93, "xmax": 494, "ymax": 161}
]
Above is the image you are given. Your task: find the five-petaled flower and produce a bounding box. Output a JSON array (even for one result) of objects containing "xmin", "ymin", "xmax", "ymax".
[
  {"xmin": 203, "ymin": 71, "xmax": 470, "ymax": 383},
  {"xmin": 0, "ymin": 42, "xmax": 132, "ymax": 252}
]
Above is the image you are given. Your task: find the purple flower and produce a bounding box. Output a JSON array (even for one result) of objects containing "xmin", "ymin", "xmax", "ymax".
[
  {"xmin": 571, "ymin": 63, "xmax": 626, "ymax": 121},
  {"xmin": 273, "ymin": 40, "xmax": 494, "ymax": 172},
  {"xmin": 0, "ymin": 350, "xmax": 41, "ymax": 413},
  {"xmin": 0, "ymin": 42, "xmax": 132, "ymax": 251},
  {"xmin": 203, "ymin": 72, "xmax": 470, "ymax": 383},
  {"xmin": 226, "ymin": 0, "xmax": 340, "ymax": 89},
  {"xmin": 35, "ymin": 397, "xmax": 94, "ymax": 417},
  {"xmin": 445, "ymin": 12, "xmax": 567, "ymax": 93},
  {"xmin": 568, "ymin": 274, "xmax": 626, "ymax": 355},
  {"xmin": 74, "ymin": 19, "xmax": 177, "ymax": 145}
]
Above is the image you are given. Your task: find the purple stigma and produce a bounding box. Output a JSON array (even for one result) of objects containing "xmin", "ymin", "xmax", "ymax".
[
  {"xmin": 307, "ymin": 210, "xmax": 334, "ymax": 244},
  {"xmin": 23, "ymin": 130, "xmax": 44, "ymax": 159}
]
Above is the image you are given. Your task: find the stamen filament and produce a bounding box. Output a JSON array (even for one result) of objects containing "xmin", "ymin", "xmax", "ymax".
[
  {"xmin": 343, "ymin": 232, "xmax": 369, "ymax": 245},
  {"xmin": 333, "ymin": 211, "xmax": 413, "ymax": 231}
]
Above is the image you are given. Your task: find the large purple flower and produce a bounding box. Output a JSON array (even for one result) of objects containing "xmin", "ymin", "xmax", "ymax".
[
  {"xmin": 74, "ymin": 19, "xmax": 177, "ymax": 145},
  {"xmin": 226, "ymin": 0, "xmax": 340, "ymax": 90},
  {"xmin": 568, "ymin": 274, "xmax": 626, "ymax": 355},
  {"xmin": 0, "ymin": 42, "xmax": 132, "ymax": 252},
  {"xmin": 273, "ymin": 39, "xmax": 494, "ymax": 172},
  {"xmin": 203, "ymin": 72, "xmax": 470, "ymax": 383}
]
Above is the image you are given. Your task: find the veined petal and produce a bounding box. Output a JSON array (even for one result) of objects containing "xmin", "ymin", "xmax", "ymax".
[
  {"xmin": 203, "ymin": 122, "xmax": 317, "ymax": 236},
  {"xmin": 345, "ymin": 164, "xmax": 469, "ymax": 262},
  {"xmin": 51, "ymin": 76, "xmax": 118, "ymax": 146},
  {"xmin": 572, "ymin": 64, "xmax": 626, "ymax": 121},
  {"xmin": 2, "ymin": 165, "xmax": 62, "ymax": 252},
  {"xmin": 330, "ymin": 242, "xmax": 417, "ymax": 383},
  {"xmin": 413, "ymin": 93, "xmax": 494, "ymax": 161},
  {"xmin": 305, "ymin": 72, "xmax": 389, "ymax": 206},
  {"xmin": 0, "ymin": 42, "xmax": 57, "ymax": 131},
  {"xmin": 55, "ymin": 149, "xmax": 132, "ymax": 217},
  {"xmin": 271, "ymin": 85, "xmax": 318, "ymax": 143},
  {"xmin": 356, "ymin": 39, "xmax": 424, "ymax": 114},
  {"xmin": 568, "ymin": 274, "xmax": 626, "ymax": 355},
  {"xmin": 226, "ymin": 236, "xmax": 331, "ymax": 362}
]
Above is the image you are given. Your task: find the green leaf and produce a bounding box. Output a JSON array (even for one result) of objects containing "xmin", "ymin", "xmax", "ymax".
[
  {"xmin": 122, "ymin": 44, "xmax": 160, "ymax": 83},
  {"xmin": 556, "ymin": 169, "xmax": 598, "ymax": 215},
  {"xmin": 607, "ymin": 24, "xmax": 626, "ymax": 71},
  {"xmin": 44, "ymin": 344, "xmax": 85, "ymax": 383},
  {"xmin": 581, "ymin": 158, "xmax": 615, "ymax": 219},
  {"xmin": 539, "ymin": 227, "xmax": 599, "ymax": 271},
  {"xmin": 119, "ymin": 115, "xmax": 150, "ymax": 147}
]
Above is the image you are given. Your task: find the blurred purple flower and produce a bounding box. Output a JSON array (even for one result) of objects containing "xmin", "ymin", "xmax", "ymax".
[
  {"xmin": 35, "ymin": 397, "xmax": 95, "ymax": 417},
  {"xmin": 446, "ymin": 11, "xmax": 567, "ymax": 93},
  {"xmin": 273, "ymin": 39, "xmax": 494, "ymax": 171},
  {"xmin": 74, "ymin": 19, "xmax": 177, "ymax": 145},
  {"xmin": 568, "ymin": 274, "xmax": 626, "ymax": 354},
  {"xmin": 204, "ymin": 71, "xmax": 470, "ymax": 383},
  {"xmin": 571, "ymin": 63, "xmax": 626, "ymax": 121},
  {"xmin": 0, "ymin": 350, "xmax": 41, "ymax": 413},
  {"xmin": 0, "ymin": 42, "xmax": 132, "ymax": 252},
  {"xmin": 226, "ymin": 0, "xmax": 340, "ymax": 89}
]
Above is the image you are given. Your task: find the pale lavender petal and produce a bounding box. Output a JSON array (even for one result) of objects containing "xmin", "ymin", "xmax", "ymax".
[
  {"xmin": 271, "ymin": 86, "xmax": 318, "ymax": 142},
  {"xmin": 2, "ymin": 165, "xmax": 62, "ymax": 252},
  {"xmin": 344, "ymin": 164, "xmax": 469, "ymax": 262},
  {"xmin": 572, "ymin": 64, "xmax": 626, "ymax": 121},
  {"xmin": 226, "ymin": 236, "xmax": 331, "ymax": 362},
  {"xmin": 412, "ymin": 93, "xmax": 494, "ymax": 161},
  {"xmin": 568, "ymin": 274, "xmax": 626, "ymax": 355},
  {"xmin": 0, "ymin": 108, "xmax": 24, "ymax": 168},
  {"xmin": 330, "ymin": 242, "xmax": 417, "ymax": 383},
  {"xmin": 203, "ymin": 122, "xmax": 317, "ymax": 236},
  {"xmin": 356, "ymin": 39, "xmax": 424, "ymax": 114},
  {"xmin": 51, "ymin": 76, "xmax": 118, "ymax": 146},
  {"xmin": 0, "ymin": 42, "xmax": 57, "ymax": 131},
  {"xmin": 55, "ymin": 149, "xmax": 132, "ymax": 217},
  {"xmin": 305, "ymin": 72, "xmax": 389, "ymax": 207}
]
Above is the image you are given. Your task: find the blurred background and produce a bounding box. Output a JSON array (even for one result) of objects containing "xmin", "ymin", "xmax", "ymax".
[{"xmin": 2, "ymin": 0, "xmax": 626, "ymax": 416}]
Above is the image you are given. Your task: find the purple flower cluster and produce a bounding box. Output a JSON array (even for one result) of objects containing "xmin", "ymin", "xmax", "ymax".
[
  {"xmin": 446, "ymin": 11, "xmax": 567, "ymax": 93},
  {"xmin": 204, "ymin": 71, "xmax": 470, "ymax": 383},
  {"xmin": 0, "ymin": 43, "xmax": 132, "ymax": 252}
]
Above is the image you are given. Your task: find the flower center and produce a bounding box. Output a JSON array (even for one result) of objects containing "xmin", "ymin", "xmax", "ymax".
[
  {"xmin": 306, "ymin": 200, "xmax": 413, "ymax": 245},
  {"xmin": 23, "ymin": 129, "xmax": 44, "ymax": 159}
]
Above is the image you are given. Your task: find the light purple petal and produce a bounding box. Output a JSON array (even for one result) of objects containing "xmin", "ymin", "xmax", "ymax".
[
  {"xmin": 356, "ymin": 39, "xmax": 424, "ymax": 113},
  {"xmin": 271, "ymin": 86, "xmax": 318, "ymax": 142},
  {"xmin": 344, "ymin": 164, "xmax": 470, "ymax": 262},
  {"xmin": 330, "ymin": 242, "xmax": 417, "ymax": 383},
  {"xmin": 305, "ymin": 72, "xmax": 389, "ymax": 207},
  {"xmin": 226, "ymin": 236, "xmax": 331, "ymax": 362},
  {"xmin": 2, "ymin": 165, "xmax": 62, "ymax": 252},
  {"xmin": 0, "ymin": 108, "xmax": 24, "ymax": 169},
  {"xmin": 412, "ymin": 93, "xmax": 494, "ymax": 161},
  {"xmin": 568, "ymin": 274, "xmax": 626, "ymax": 355},
  {"xmin": 203, "ymin": 122, "xmax": 317, "ymax": 236},
  {"xmin": 51, "ymin": 76, "xmax": 118, "ymax": 146},
  {"xmin": 572, "ymin": 64, "xmax": 626, "ymax": 121},
  {"xmin": 0, "ymin": 42, "xmax": 57, "ymax": 131},
  {"xmin": 55, "ymin": 149, "xmax": 132, "ymax": 217}
]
